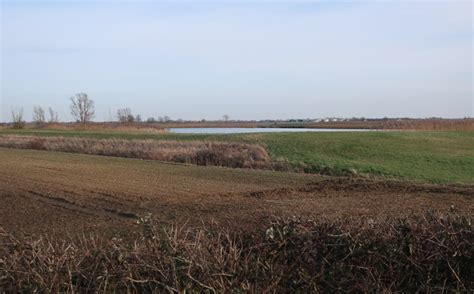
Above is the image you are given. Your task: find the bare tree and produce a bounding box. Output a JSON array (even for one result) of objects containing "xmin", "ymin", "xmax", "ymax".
[
  {"xmin": 223, "ymin": 114, "xmax": 230, "ymax": 122},
  {"xmin": 33, "ymin": 106, "xmax": 46, "ymax": 125},
  {"xmin": 117, "ymin": 108, "xmax": 134, "ymax": 123},
  {"xmin": 70, "ymin": 93, "xmax": 95, "ymax": 124},
  {"xmin": 146, "ymin": 117, "xmax": 156, "ymax": 123},
  {"xmin": 11, "ymin": 108, "xmax": 25, "ymax": 129},
  {"xmin": 48, "ymin": 107, "xmax": 60, "ymax": 123}
]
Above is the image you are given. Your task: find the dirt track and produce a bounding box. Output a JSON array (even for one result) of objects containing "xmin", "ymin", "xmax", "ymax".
[{"xmin": 1, "ymin": 148, "xmax": 472, "ymax": 237}]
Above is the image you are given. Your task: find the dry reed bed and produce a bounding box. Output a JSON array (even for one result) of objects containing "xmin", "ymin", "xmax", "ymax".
[
  {"xmin": 0, "ymin": 135, "xmax": 270, "ymax": 168},
  {"xmin": 381, "ymin": 119, "xmax": 474, "ymax": 131},
  {"xmin": 1, "ymin": 211, "xmax": 472, "ymax": 292},
  {"xmin": 27, "ymin": 122, "xmax": 169, "ymax": 133},
  {"xmin": 4, "ymin": 118, "xmax": 473, "ymax": 131}
]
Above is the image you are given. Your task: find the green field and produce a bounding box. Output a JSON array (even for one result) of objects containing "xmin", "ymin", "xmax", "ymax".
[{"xmin": 1, "ymin": 129, "xmax": 473, "ymax": 184}]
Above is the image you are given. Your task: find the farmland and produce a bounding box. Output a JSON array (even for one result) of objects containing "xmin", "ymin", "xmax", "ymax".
[
  {"xmin": 1, "ymin": 131, "xmax": 473, "ymax": 291},
  {"xmin": 1, "ymin": 129, "xmax": 473, "ymax": 184},
  {"xmin": 1, "ymin": 144, "xmax": 473, "ymax": 237}
]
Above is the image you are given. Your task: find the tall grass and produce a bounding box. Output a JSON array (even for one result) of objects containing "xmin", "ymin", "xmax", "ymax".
[
  {"xmin": 1, "ymin": 211, "xmax": 472, "ymax": 292},
  {"xmin": 382, "ymin": 118, "xmax": 474, "ymax": 131},
  {"xmin": 0, "ymin": 135, "xmax": 270, "ymax": 168},
  {"xmin": 34, "ymin": 122, "xmax": 169, "ymax": 133}
]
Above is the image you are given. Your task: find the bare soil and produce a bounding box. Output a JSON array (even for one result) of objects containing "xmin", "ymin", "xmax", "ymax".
[{"xmin": 0, "ymin": 148, "xmax": 472, "ymax": 238}]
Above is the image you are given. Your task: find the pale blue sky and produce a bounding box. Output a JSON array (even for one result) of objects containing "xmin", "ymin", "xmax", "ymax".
[{"xmin": 1, "ymin": 0, "xmax": 473, "ymax": 122}]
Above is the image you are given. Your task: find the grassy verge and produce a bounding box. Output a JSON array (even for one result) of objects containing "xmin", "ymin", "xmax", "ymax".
[
  {"xmin": 1, "ymin": 129, "xmax": 472, "ymax": 184},
  {"xmin": 1, "ymin": 211, "xmax": 472, "ymax": 292}
]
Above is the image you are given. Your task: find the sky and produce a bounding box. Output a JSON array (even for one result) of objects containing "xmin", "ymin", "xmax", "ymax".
[{"xmin": 1, "ymin": 0, "xmax": 473, "ymax": 122}]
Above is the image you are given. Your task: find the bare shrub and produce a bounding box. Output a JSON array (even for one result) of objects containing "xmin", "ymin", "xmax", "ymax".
[
  {"xmin": 48, "ymin": 107, "xmax": 60, "ymax": 123},
  {"xmin": 10, "ymin": 108, "xmax": 25, "ymax": 129},
  {"xmin": 28, "ymin": 137, "xmax": 47, "ymax": 150},
  {"xmin": 32, "ymin": 106, "xmax": 46, "ymax": 126},
  {"xmin": 0, "ymin": 211, "xmax": 472, "ymax": 292},
  {"xmin": 117, "ymin": 108, "xmax": 134, "ymax": 123}
]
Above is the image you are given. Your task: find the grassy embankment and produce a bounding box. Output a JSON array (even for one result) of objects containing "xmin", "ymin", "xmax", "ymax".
[{"xmin": 0, "ymin": 129, "xmax": 472, "ymax": 184}]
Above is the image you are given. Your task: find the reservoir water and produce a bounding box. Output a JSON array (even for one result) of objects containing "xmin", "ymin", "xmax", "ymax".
[{"xmin": 169, "ymin": 128, "xmax": 373, "ymax": 134}]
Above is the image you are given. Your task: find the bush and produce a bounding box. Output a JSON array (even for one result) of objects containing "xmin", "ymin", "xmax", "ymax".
[{"xmin": 1, "ymin": 211, "xmax": 472, "ymax": 292}]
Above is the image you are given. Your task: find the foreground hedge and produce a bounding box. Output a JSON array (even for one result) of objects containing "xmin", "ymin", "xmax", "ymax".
[{"xmin": 1, "ymin": 211, "xmax": 472, "ymax": 292}]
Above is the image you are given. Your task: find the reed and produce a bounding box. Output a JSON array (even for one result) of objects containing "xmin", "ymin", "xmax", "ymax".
[
  {"xmin": 381, "ymin": 118, "xmax": 474, "ymax": 131},
  {"xmin": 0, "ymin": 135, "xmax": 270, "ymax": 168}
]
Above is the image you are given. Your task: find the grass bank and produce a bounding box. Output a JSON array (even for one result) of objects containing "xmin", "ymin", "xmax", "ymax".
[
  {"xmin": 255, "ymin": 131, "xmax": 474, "ymax": 184},
  {"xmin": 1, "ymin": 129, "xmax": 472, "ymax": 184}
]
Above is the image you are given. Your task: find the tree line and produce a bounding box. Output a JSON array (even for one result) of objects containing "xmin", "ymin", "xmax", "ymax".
[
  {"xmin": 10, "ymin": 93, "xmax": 222, "ymax": 129},
  {"xmin": 11, "ymin": 93, "xmax": 93, "ymax": 129}
]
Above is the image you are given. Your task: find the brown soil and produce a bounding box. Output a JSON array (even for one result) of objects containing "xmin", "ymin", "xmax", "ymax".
[{"xmin": 0, "ymin": 148, "xmax": 472, "ymax": 238}]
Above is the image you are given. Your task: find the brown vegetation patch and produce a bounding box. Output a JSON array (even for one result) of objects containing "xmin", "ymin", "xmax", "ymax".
[
  {"xmin": 380, "ymin": 118, "xmax": 474, "ymax": 131},
  {"xmin": 4, "ymin": 118, "xmax": 473, "ymax": 131},
  {"xmin": 0, "ymin": 135, "xmax": 270, "ymax": 168},
  {"xmin": 29, "ymin": 122, "xmax": 169, "ymax": 133},
  {"xmin": 1, "ymin": 211, "xmax": 472, "ymax": 292}
]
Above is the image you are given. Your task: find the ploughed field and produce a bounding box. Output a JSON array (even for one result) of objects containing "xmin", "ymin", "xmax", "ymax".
[{"xmin": 1, "ymin": 147, "xmax": 472, "ymax": 238}]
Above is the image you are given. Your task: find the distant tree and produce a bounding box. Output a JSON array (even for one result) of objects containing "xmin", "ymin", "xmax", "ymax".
[
  {"xmin": 11, "ymin": 107, "xmax": 25, "ymax": 129},
  {"xmin": 135, "ymin": 114, "xmax": 142, "ymax": 123},
  {"xmin": 70, "ymin": 93, "xmax": 94, "ymax": 124},
  {"xmin": 223, "ymin": 114, "xmax": 230, "ymax": 122},
  {"xmin": 146, "ymin": 117, "xmax": 156, "ymax": 123},
  {"xmin": 163, "ymin": 115, "xmax": 171, "ymax": 122},
  {"xmin": 48, "ymin": 107, "xmax": 60, "ymax": 123},
  {"xmin": 32, "ymin": 106, "xmax": 46, "ymax": 125},
  {"xmin": 117, "ymin": 108, "xmax": 133, "ymax": 123}
]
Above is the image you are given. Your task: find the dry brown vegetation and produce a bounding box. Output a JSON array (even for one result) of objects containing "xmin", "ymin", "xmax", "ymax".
[
  {"xmin": 169, "ymin": 118, "xmax": 472, "ymax": 131},
  {"xmin": 0, "ymin": 135, "xmax": 270, "ymax": 168},
  {"xmin": 3, "ymin": 118, "xmax": 472, "ymax": 131},
  {"xmin": 381, "ymin": 118, "xmax": 474, "ymax": 131},
  {"xmin": 1, "ymin": 211, "xmax": 472, "ymax": 292},
  {"xmin": 30, "ymin": 122, "xmax": 169, "ymax": 133}
]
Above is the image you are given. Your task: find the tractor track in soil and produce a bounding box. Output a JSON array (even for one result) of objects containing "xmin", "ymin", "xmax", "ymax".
[{"xmin": 1, "ymin": 147, "xmax": 472, "ymax": 237}]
